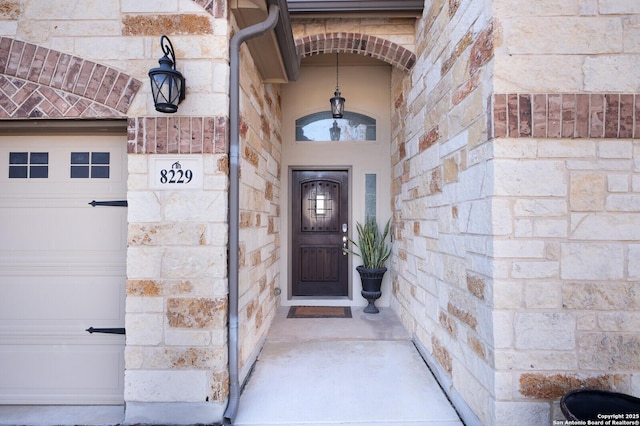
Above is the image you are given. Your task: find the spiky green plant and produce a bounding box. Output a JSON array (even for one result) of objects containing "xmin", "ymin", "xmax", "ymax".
[{"xmin": 343, "ymin": 216, "xmax": 391, "ymax": 269}]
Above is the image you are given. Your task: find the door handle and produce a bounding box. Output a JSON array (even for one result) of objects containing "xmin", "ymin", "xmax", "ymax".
[{"xmin": 342, "ymin": 224, "xmax": 349, "ymax": 255}]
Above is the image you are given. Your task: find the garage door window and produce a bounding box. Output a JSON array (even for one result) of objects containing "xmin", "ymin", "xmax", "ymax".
[
  {"xmin": 70, "ymin": 152, "xmax": 110, "ymax": 179},
  {"xmin": 9, "ymin": 152, "xmax": 49, "ymax": 179}
]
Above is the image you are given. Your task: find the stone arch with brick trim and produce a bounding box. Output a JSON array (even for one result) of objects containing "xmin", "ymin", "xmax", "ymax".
[
  {"xmin": 295, "ymin": 33, "xmax": 417, "ymax": 71},
  {"xmin": 0, "ymin": 37, "xmax": 142, "ymax": 119}
]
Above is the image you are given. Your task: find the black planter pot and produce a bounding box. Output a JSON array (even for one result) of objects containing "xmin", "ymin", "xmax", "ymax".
[
  {"xmin": 357, "ymin": 266, "xmax": 387, "ymax": 314},
  {"xmin": 561, "ymin": 389, "xmax": 640, "ymax": 421}
]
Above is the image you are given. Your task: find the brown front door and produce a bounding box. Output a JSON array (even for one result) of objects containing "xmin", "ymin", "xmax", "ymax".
[{"xmin": 291, "ymin": 170, "xmax": 349, "ymax": 296}]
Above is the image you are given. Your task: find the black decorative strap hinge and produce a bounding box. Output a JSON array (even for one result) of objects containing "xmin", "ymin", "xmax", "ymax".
[
  {"xmin": 86, "ymin": 327, "xmax": 126, "ymax": 335},
  {"xmin": 88, "ymin": 200, "xmax": 128, "ymax": 207}
]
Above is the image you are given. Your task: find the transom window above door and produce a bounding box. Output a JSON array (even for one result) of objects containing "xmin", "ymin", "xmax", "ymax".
[{"xmin": 295, "ymin": 111, "xmax": 376, "ymax": 142}]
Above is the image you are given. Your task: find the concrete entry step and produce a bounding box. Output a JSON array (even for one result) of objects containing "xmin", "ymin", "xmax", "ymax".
[{"xmin": 267, "ymin": 306, "xmax": 412, "ymax": 343}]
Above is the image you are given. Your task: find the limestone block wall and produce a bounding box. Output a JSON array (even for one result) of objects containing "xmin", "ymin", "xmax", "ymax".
[
  {"xmin": 488, "ymin": 1, "xmax": 640, "ymax": 424},
  {"xmin": 391, "ymin": 0, "xmax": 640, "ymax": 425},
  {"xmin": 122, "ymin": 1, "xmax": 284, "ymax": 421},
  {"xmin": 235, "ymin": 40, "xmax": 282, "ymax": 380},
  {"xmin": 390, "ymin": 0, "xmax": 495, "ymax": 423},
  {"xmin": 489, "ymin": 122, "xmax": 640, "ymax": 425},
  {"xmin": 126, "ymin": 117, "xmax": 230, "ymax": 413},
  {"xmin": 493, "ymin": 0, "xmax": 640, "ymax": 93}
]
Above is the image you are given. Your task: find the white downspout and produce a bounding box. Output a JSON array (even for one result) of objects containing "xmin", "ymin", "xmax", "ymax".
[{"xmin": 224, "ymin": 4, "xmax": 280, "ymax": 425}]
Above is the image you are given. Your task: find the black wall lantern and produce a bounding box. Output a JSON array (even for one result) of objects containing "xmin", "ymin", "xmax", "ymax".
[
  {"xmin": 148, "ymin": 35, "xmax": 186, "ymax": 113},
  {"xmin": 329, "ymin": 53, "xmax": 345, "ymax": 118}
]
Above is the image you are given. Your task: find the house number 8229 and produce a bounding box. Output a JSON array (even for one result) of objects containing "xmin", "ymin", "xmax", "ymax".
[{"xmin": 160, "ymin": 161, "xmax": 193, "ymax": 184}]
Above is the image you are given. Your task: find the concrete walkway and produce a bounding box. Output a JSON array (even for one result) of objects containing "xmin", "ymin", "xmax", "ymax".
[
  {"xmin": 0, "ymin": 405, "xmax": 125, "ymax": 425},
  {"xmin": 233, "ymin": 306, "xmax": 463, "ymax": 426},
  {"xmin": 0, "ymin": 307, "xmax": 463, "ymax": 426}
]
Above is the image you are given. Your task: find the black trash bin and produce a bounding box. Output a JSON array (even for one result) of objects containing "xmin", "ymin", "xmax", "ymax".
[{"xmin": 561, "ymin": 389, "xmax": 640, "ymax": 421}]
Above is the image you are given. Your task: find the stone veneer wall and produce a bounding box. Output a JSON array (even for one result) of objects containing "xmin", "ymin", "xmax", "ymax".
[
  {"xmin": 489, "ymin": 102, "xmax": 640, "ymax": 425},
  {"xmin": 125, "ymin": 116, "xmax": 231, "ymax": 415},
  {"xmin": 235, "ymin": 34, "xmax": 283, "ymax": 380},
  {"xmin": 116, "ymin": 0, "xmax": 232, "ymax": 420},
  {"xmin": 391, "ymin": 0, "xmax": 640, "ymax": 425},
  {"xmin": 389, "ymin": 0, "xmax": 495, "ymax": 423},
  {"xmin": 488, "ymin": 1, "xmax": 640, "ymax": 424},
  {"xmin": 124, "ymin": 1, "xmax": 284, "ymax": 422}
]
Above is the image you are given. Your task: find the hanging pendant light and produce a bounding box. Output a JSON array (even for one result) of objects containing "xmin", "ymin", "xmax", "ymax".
[
  {"xmin": 148, "ymin": 35, "xmax": 186, "ymax": 113},
  {"xmin": 329, "ymin": 53, "xmax": 345, "ymax": 118}
]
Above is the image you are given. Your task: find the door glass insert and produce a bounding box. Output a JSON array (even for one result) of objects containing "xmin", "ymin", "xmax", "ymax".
[
  {"xmin": 303, "ymin": 181, "xmax": 338, "ymax": 231},
  {"xmin": 71, "ymin": 152, "xmax": 110, "ymax": 179},
  {"xmin": 9, "ymin": 152, "xmax": 49, "ymax": 179},
  {"xmin": 315, "ymin": 194, "xmax": 327, "ymax": 216}
]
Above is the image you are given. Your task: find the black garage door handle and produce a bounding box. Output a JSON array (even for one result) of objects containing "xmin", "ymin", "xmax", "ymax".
[
  {"xmin": 88, "ymin": 200, "xmax": 128, "ymax": 207},
  {"xmin": 86, "ymin": 327, "xmax": 126, "ymax": 335}
]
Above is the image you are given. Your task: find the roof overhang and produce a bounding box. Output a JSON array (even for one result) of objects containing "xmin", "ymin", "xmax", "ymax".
[
  {"xmin": 287, "ymin": 0, "xmax": 424, "ymax": 17},
  {"xmin": 230, "ymin": 0, "xmax": 300, "ymax": 83}
]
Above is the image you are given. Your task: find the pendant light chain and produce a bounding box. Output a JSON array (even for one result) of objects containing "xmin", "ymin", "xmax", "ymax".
[
  {"xmin": 336, "ymin": 53, "xmax": 339, "ymax": 91},
  {"xmin": 329, "ymin": 51, "xmax": 345, "ymax": 119}
]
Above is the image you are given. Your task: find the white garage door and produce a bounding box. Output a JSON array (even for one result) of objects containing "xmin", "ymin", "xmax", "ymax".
[{"xmin": 0, "ymin": 134, "xmax": 127, "ymax": 405}]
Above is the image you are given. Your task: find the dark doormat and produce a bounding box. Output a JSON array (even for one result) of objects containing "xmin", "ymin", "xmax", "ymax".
[{"xmin": 287, "ymin": 306, "xmax": 352, "ymax": 319}]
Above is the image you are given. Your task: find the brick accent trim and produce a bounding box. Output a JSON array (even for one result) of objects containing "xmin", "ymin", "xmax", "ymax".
[
  {"xmin": 0, "ymin": 37, "xmax": 142, "ymax": 119},
  {"xmin": 127, "ymin": 116, "xmax": 228, "ymax": 154},
  {"xmin": 295, "ymin": 33, "xmax": 416, "ymax": 71},
  {"xmin": 491, "ymin": 93, "xmax": 640, "ymax": 139}
]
